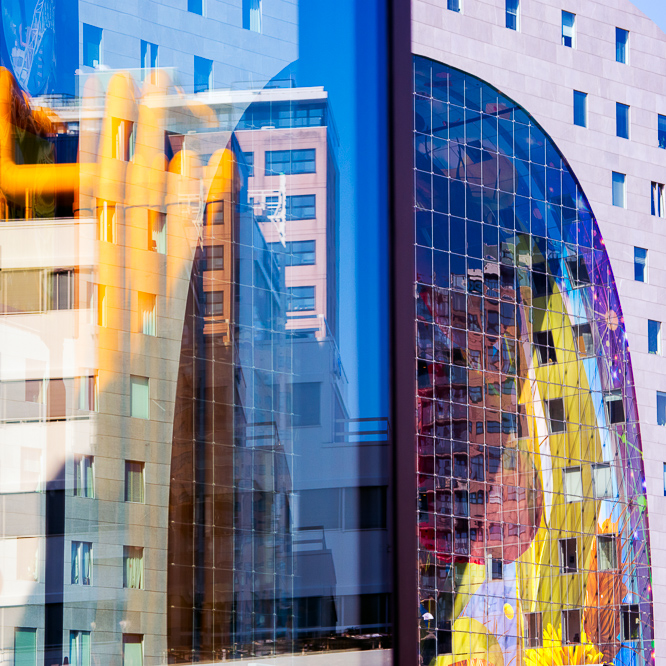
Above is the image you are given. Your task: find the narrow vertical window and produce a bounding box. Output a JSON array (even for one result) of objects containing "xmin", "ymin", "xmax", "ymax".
[
  {"xmin": 242, "ymin": 0, "xmax": 262, "ymax": 32},
  {"xmin": 616, "ymin": 27, "xmax": 629, "ymax": 63},
  {"xmin": 657, "ymin": 391, "xmax": 666, "ymax": 426},
  {"xmin": 563, "ymin": 467, "xmax": 582, "ymax": 502},
  {"xmin": 505, "ymin": 0, "xmax": 519, "ymax": 30},
  {"xmin": 659, "ymin": 114, "xmax": 666, "ymax": 149},
  {"xmin": 651, "ymin": 182, "xmax": 665, "ymax": 217},
  {"xmin": 97, "ymin": 201, "xmax": 117, "ymax": 243},
  {"xmin": 592, "ymin": 463, "xmax": 612, "ymax": 498},
  {"xmin": 573, "ymin": 90, "xmax": 587, "ymax": 127},
  {"xmin": 71, "ymin": 541, "xmax": 93, "ymax": 585},
  {"xmin": 545, "ymin": 398, "xmax": 566, "ymax": 433},
  {"xmin": 649, "ymin": 320, "xmax": 661, "ymax": 355},
  {"xmin": 194, "ymin": 56, "xmax": 212, "ymax": 93},
  {"xmin": 447, "ymin": 0, "xmax": 461, "ymax": 12},
  {"xmin": 147, "ymin": 210, "xmax": 166, "ymax": 253},
  {"xmin": 612, "ymin": 172, "xmax": 626, "ymax": 208},
  {"xmin": 562, "ymin": 11, "xmax": 575, "ymax": 48},
  {"xmin": 14, "ymin": 628, "xmax": 37, "ymax": 666},
  {"xmin": 559, "ymin": 537, "xmax": 577, "ymax": 573},
  {"xmin": 97, "ymin": 284, "xmax": 107, "ymax": 327},
  {"xmin": 130, "ymin": 376, "xmax": 150, "ymax": 419},
  {"xmin": 124, "ymin": 546, "xmax": 144, "ymax": 589},
  {"xmin": 83, "ymin": 24, "xmax": 102, "ymax": 68},
  {"xmin": 616, "ymin": 102, "xmax": 630, "ymax": 139},
  {"xmin": 663, "ymin": 462, "xmax": 666, "ymax": 495},
  {"xmin": 140, "ymin": 41, "xmax": 158, "ymax": 82},
  {"xmin": 70, "ymin": 630, "xmax": 91, "ymax": 666},
  {"xmin": 525, "ymin": 612, "xmax": 542, "ymax": 647},
  {"xmin": 48, "ymin": 269, "xmax": 75, "ymax": 310},
  {"xmin": 125, "ymin": 461, "xmax": 145, "ymax": 503},
  {"xmin": 138, "ymin": 292, "xmax": 156, "ymax": 336},
  {"xmin": 634, "ymin": 247, "xmax": 647, "ymax": 282},
  {"xmin": 123, "ymin": 635, "xmax": 144, "ymax": 666},
  {"xmin": 621, "ymin": 605, "xmax": 640, "ymax": 641},
  {"xmin": 598, "ymin": 535, "xmax": 618, "ymax": 570},
  {"xmin": 74, "ymin": 455, "xmax": 94, "ymax": 498},
  {"xmin": 562, "ymin": 609, "xmax": 581, "ymax": 644}
]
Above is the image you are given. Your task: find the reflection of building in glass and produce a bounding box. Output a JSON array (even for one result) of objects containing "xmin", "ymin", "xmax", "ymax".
[{"xmin": 413, "ymin": 56, "xmax": 653, "ymax": 666}]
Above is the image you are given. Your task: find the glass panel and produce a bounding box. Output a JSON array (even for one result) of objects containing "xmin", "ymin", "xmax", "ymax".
[
  {"xmin": 15, "ymin": 629, "xmax": 37, "ymax": 666},
  {"xmin": 649, "ymin": 319, "xmax": 661, "ymax": 354},
  {"xmin": 616, "ymin": 27, "xmax": 629, "ymax": 63},
  {"xmin": 130, "ymin": 376, "xmax": 149, "ymax": 419},
  {"xmin": 612, "ymin": 171, "xmax": 626, "ymax": 207},
  {"xmin": 573, "ymin": 90, "xmax": 586, "ymax": 127}
]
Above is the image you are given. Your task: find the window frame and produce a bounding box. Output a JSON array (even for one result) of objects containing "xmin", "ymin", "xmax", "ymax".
[
  {"xmin": 125, "ymin": 460, "xmax": 146, "ymax": 504},
  {"xmin": 616, "ymin": 27, "xmax": 629, "ymax": 64},
  {"xmin": 74, "ymin": 454, "xmax": 95, "ymax": 498},
  {"xmin": 634, "ymin": 246, "xmax": 647, "ymax": 283},
  {"xmin": 130, "ymin": 375, "xmax": 150, "ymax": 420},
  {"xmin": 71, "ymin": 540, "xmax": 93, "ymax": 586},
  {"xmin": 561, "ymin": 11, "xmax": 576, "ymax": 48},
  {"xmin": 612, "ymin": 171, "xmax": 626, "ymax": 208},
  {"xmin": 573, "ymin": 90, "xmax": 587, "ymax": 128},
  {"xmin": 616, "ymin": 102, "xmax": 630, "ymax": 139},
  {"xmin": 649, "ymin": 319, "xmax": 662, "ymax": 355},
  {"xmin": 505, "ymin": 0, "xmax": 519, "ymax": 30}
]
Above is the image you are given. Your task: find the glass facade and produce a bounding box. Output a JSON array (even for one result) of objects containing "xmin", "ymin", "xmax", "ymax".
[{"xmin": 413, "ymin": 54, "xmax": 654, "ymax": 666}]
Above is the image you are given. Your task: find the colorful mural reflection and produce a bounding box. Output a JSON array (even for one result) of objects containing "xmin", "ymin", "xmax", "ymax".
[{"xmin": 413, "ymin": 55, "xmax": 654, "ymax": 666}]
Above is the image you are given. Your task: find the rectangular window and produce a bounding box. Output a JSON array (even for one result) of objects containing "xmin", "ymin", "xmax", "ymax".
[
  {"xmin": 622, "ymin": 605, "xmax": 640, "ymax": 641},
  {"xmin": 652, "ymin": 182, "xmax": 665, "ymax": 217},
  {"xmin": 83, "ymin": 24, "xmax": 102, "ymax": 68},
  {"xmin": 288, "ymin": 285, "xmax": 315, "ymax": 311},
  {"xmin": 242, "ymin": 0, "xmax": 262, "ymax": 32},
  {"xmin": 612, "ymin": 172, "xmax": 626, "ymax": 208},
  {"xmin": 2, "ymin": 269, "xmax": 43, "ymax": 313},
  {"xmin": 559, "ymin": 537, "xmax": 577, "ymax": 573},
  {"xmin": 545, "ymin": 398, "xmax": 566, "ymax": 433},
  {"xmin": 97, "ymin": 284, "xmax": 107, "ymax": 327},
  {"xmin": 194, "ymin": 56, "xmax": 212, "ymax": 93},
  {"xmin": 123, "ymin": 635, "xmax": 143, "ymax": 666},
  {"xmin": 649, "ymin": 320, "xmax": 662, "ymax": 355},
  {"xmin": 562, "ymin": 609, "xmax": 581, "ymax": 644},
  {"xmin": 292, "ymin": 381, "xmax": 321, "ymax": 426},
  {"xmin": 270, "ymin": 240, "xmax": 316, "ymax": 266},
  {"xmin": 265, "ymin": 149, "xmax": 316, "ymax": 175},
  {"xmin": 659, "ymin": 114, "xmax": 666, "ymax": 149},
  {"xmin": 616, "ymin": 103, "xmax": 630, "ymax": 139},
  {"xmin": 70, "ymin": 630, "xmax": 91, "ymax": 666},
  {"xmin": 147, "ymin": 210, "xmax": 166, "ymax": 253},
  {"xmin": 598, "ymin": 535, "xmax": 618, "ymax": 570},
  {"xmin": 71, "ymin": 541, "xmax": 93, "ymax": 585},
  {"xmin": 634, "ymin": 246, "xmax": 647, "ymax": 282},
  {"xmin": 658, "ymin": 391, "xmax": 666, "ymax": 426},
  {"xmin": 298, "ymin": 488, "xmax": 341, "ymax": 530},
  {"xmin": 123, "ymin": 546, "xmax": 144, "ymax": 589},
  {"xmin": 565, "ymin": 256, "xmax": 590, "ymax": 287},
  {"xmin": 525, "ymin": 612, "xmax": 542, "ymax": 648},
  {"xmin": 17, "ymin": 537, "xmax": 39, "ymax": 581},
  {"xmin": 140, "ymin": 40, "xmax": 157, "ymax": 72},
  {"xmin": 97, "ymin": 201, "xmax": 117, "ymax": 243},
  {"xmin": 130, "ymin": 376, "xmax": 150, "ymax": 420},
  {"xmin": 112, "ymin": 118, "xmax": 135, "ymax": 161},
  {"xmin": 562, "ymin": 11, "xmax": 575, "ymax": 48},
  {"xmin": 138, "ymin": 292, "xmax": 156, "ymax": 336},
  {"xmin": 187, "ymin": 0, "xmax": 203, "ymax": 15},
  {"xmin": 243, "ymin": 151, "xmax": 254, "ymax": 177},
  {"xmin": 77, "ymin": 375, "xmax": 98, "ymax": 412},
  {"xmin": 572, "ymin": 323, "xmax": 593, "ymax": 357},
  {"xmin": 616, "ymin": 27, "xmax": 629, "ymax": 63},
  {"xmin": 204, "ymin": 290, "xmax": 224, "ymax": 317},
  {"xmin": 74, "ymin": 455, "xmax": 94, "ymax": 498},
  {"xmin": 125, "ymin": 461, "xmax": 145, "ymax": 503},
  {"xmin": 534, "ymin": 330, "xmax": 557, "ymax": 364},
  {"xmin": 593, "ymin": 463, "xmax": 613, "ymax": 499},
  {"xmin": 505, "ymin": 0, "xmax": 519, "ymax": 30},
  {"xmin": 573, "ymin": 90, "xmax": 587, "ymax": 127},
  {"xmin": 287, "ymin": 194, "xmax": 316, "ymax": 220},
  {"xmin": 604, "ymin": 390, "xmax": 625, "ymax": 424},
  {"xmin": 15, "ymin": 628, "xmax": 37, "ymax": 666},
  {"xmin": 47, "ymin": 269, "xmax": 75, "ymax": 310},
  {"xmin": 447, "ymin": 0, "xmax": 461, "ymax": 11},
  {"xmin": 563, "ymin": 466, "xmax": 582, "ymax": 502},
  {"xmin": 344, "ymin": 486, "xmax": 388, "ymax": 529},
  {"xmin": 204, "ymin": 244, "xmax": 224, "ymax": 270}
]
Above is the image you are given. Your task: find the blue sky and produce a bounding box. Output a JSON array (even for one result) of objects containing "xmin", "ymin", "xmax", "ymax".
[{"xmin": 630, "ymin": 0, "xmax": 666, "ymax": 31}]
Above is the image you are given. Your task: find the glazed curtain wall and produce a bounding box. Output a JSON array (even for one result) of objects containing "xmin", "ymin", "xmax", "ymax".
[{"xmin": 413, "ymin": 55, "xmax": 654, "ymax": 666}]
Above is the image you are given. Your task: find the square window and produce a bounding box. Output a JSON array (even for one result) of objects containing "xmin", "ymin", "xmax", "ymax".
[
  {"xmin": 572, "ymin": 322, "xmax": 593, "ymax": 357},
  {"xmin": 123, "ymin": 634, "xmax": 144, "ymax": 666},
  {"xmin": 612, "ymin": 172, "xmax": 626, "ymax": 208},
  {"xmin": 559, "ymin": 537, "xmax": 577, "ymax": 573},
  {"xmin": 546, "ymin": 398, "xmax": 566, "ymax": 433},
  {"xmin": 621, "ymin": 605, "xmax": 640, "ymax": 641},
  {"xmin": 649, "ymin": 320, "xmax": 662, "ymax": 355},
  {"xmin": 593, "ymin": 463, "xmax": 613, "ymax": 498},
  {"xmin": 242, "ymin": 0, "xmax": 262, "ymax": 32},
  {"xmin": 125, "ymin": 461, "xmax": 145, "ymax": 503},
  {"xmin": 15, "ymin": 629, "xmax": 37, "ymax": 666},
  {"xmin": 659, "ymin": 114, "xmax": 666, "ymax": 149},
  {"xmin": 598, "ymin": 535, "xmax": 618, "ymax": 570},
  {"xmin": 83, "ymin": 24, "xmax": 102, "ymax": 68},
  {"xmin": 573, "ymin": 91, "xmax": 587, "ymax": 128},
  {"xmin": 194, "ymin": 56, "xmax": 212, "ymax": 93},
  {"xmin": 505, "ymin": 0, "xmax": 519, "ymax": 30},
  {"xmin": 71, "ymin": 541, "xmax": 93, "ymax": 585},
  {"xmin": 138, "ymin": 292, "xmax": 156, "ymax": 336},
  {"xmin": 616, "ymin": 28, "xmax": 629, "ymax": 64},
  {"xmin": 563, "ymin": 466, "xmax": 582, "ymax": 501},
  {"xmin": 657, "ymin": 391, "xmax": 666, "ymax": 426},
  {"xmin": 70, "ymin": 630, "xmax": 91, "ymax": 666},
  {"xmin": 562, "ymin": 11, "xmax": 575, "ymax": 48},
  {"xmin": 447, "ymin": 0, "xmax": 461, "ymax": 11},
  {"xmin": 616, "ymin": 103, "xmax": 630, "ymax": 139},
  {"xmin": 604, "ymin": 390, "xmax": 625, "ymax": 424},
  {"xmin": 74, "ymin": 455, "xmax": 94, "ymax": 498},
  {"xmin": 525, "ymin": 612, "xmax": 542, "ymax": 648},
  {"xmin": 288, "ymin": 285, "xmax": 315, "ymax": 311},
  {"xmin": 130, "ymin": 376, "xmax": 149, "ymax": 420},
  {"xmin": 562, "ymin": 609, "xmax": 581, "ymax": 644},
  {"xmin": 124, "ymin": 546, "xmax": 144, "ymax": 589},
  {"xmin": 188, "ymin": 0, "xmax": 203, "ymax": 15},
  {"xmin": 634, "ymin": 246, "xmax": 647, "ymax": 282},
  {"xmin": 534, "ymin": 330, "xmax": 557, "ymax": 364}
]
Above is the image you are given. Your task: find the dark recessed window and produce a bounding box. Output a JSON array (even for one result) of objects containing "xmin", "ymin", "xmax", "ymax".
[
  {"xmin": 288, "ymin": 285, "xmax": 315, "ymax": 311},
  {"xmin": 562, "ymin": 11, "xmax": 575, "ymax": 48},
  {"xmin": 559, "ymin": 537, "xmax": 577, "ymax": 573},
  {"xmin": 188, "ymin": 0, "xmax": 203, "ymax": 15},
  {"xmin": 447, "ymin": 0, "xmax": 461, "ymax": 12},
  {"xmin": 657, "ymin": 391, "xmax": 666, "ymax": 426},
  {"xmin": 612, "ymin": 171, "xmax": 626, "ymax": 208},
  {"xmin": 622, "ymin": 605, "xmax": 640, "ymax": 641},
  {"xmin": 505, "ymin": 0, "xmax": 519, "ymax": 30},
  {"xmin": 573, "ymin": 90, "xmax": 587, "ymax": 127},
  {"xmin": 649, "ymin": 320, "xmax": 661, "ymax": 355},
  {"xmin": 534, "ymin": 330, "xmax": 557, "ymax": 364},
  {"xmin": 659, "ymin": 114, "xmax": 666, "ymax": 149},
  {"xmin": 604, "ymin": 390, "xmax": 625, "ymax": 425},
  {"xmin": 525, "ymin": 612, "xmax": 542, "ymax": 648},
  {"xmin": 616, "ymin": 103, "xmax": 630, "ymax": 139},
  {"xmin": 616, "ymin": 28, "xmax": 629, "ymax": 64},
  {"xmin": 634, "ymin": 246, "xmax": 647, "ymax": 282},
  {"xmin": 546, "ymin": 398, "xmax": 566, "ymax": 434},
  {"xmin": 292, "ymin": 382, "xmax": 321, "ymax": 426},
  {"xmin": 562, "ymin": 609, "xmax": 581, "ymax": 644},
  {"xmin": 194, "ymin": 56, "xmax": 212, "ymax": 93}
]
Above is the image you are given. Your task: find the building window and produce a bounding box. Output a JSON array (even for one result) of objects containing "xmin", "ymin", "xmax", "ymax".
[
  {"xmin": 651, "ymin": 181, "xmax": 665, "ymax": 217},
  {"xmin": 15, "ymin": 629, "xmax": 37, "ymax": 666},
  {"xmin": 573, "ymin": 90, "xmax": 587, "ymax": 127},
  {"xmin": 659, "ymin": 114, "xmax": 666, "ymax": 149},
  {"xmin": 194, "ymin": 56, "xmax": 212, "ymax": 93},
  {"xmin": 204, "ymin": 290, "xmax": 224, "ymax": 317},
  {"xmin": 616, "ymin": 27, "xmax": 629, "ymax": 63},
  {"xmin": 83, "ymin": 24, "xmax": 102, "ymax": 68},
  {"xmin": 287, "ymin": 194, "xmax": 316, "ymax": 219},
  {"xmin": 187, "ymin": 0, "xmax": 203, "ymax": 15},
  {"xmin": 447, "ymin": 0, "xmax": 461, "ymax": 11},
  {"xmin": 112, "ymin": 118, "xmax": 135, "ymax": 161},
  {"xmin": 97, "ymin": 284, "xmax": 107, "ymax": 327},
  {"xmin": 562, "ymin": 609, "xmax": 581, "ymax": 644},
  {"xmin": 616, "ymin": 103, "xmax": 630, "ymax": 139},
  {"xmin": 559, "ymin": 537, "xmax": 577, "ymax": 573},
  {"xmin": 48, "ymin": 269, "xmax": 75, "ymax": 310},
  {"xmin": 592, "ymin": 463, "xmax": 613, "ymax": 498},
  {"xmin": 604, "ymin": 389, "xmax": 625, "ymax": 424},
  {"xmin": 292, "ymin": 381, "xmax": 321, "ymax": 426},
  {"xmin": 123, "ymin": 635, "xmax": 144, "ymax": 666},
  {"xmin": 138, "ymin": 292, "xmax": 156, "ymax": 336},
  {"xmin": 130, "ymin": 376, "xmax": 150, "ymax": 419},
  {"xmin": 204, "ymin": 244, "xmax": 224, "ymax": 270},
  {"xmin": 124, "ymin": 546, "xmax": 144, "ymax": 589},
  {"xmin": 97, "ymin": 201, "xmax": 117, "ymax": 242},
  {"xmin": 140, "ymin": 40, "xmax": 157, "ymax": 74},
  {"xmin": 545, "ymin": 398, "xmax": 566, "ymax": 434},
  {"xmin": 634, "ymin": 246, "xmax": 647, "ymax": 282},
  {"xmin": 288, "ymin": 285, "xmax": 315, "ymax": 311},
  {"xmin": 243, "ymin": 151, "xmax": 254, "ymax": 177},
  {"xmin": 70, "ymin": 630, "xmax": 91, "ymax": 666},
  {"xmin": 74, "ymin": 455, "xmax": 94, "ymax": 498},
  {"xmin": 271, "ymin": 240, "xmax": 316, "ymax": 266},
  {"xmin": 148, "ymin": 210, "xmax": 166, "ymax": 253},
  {"xmin": 612, "ymin": 172, "xmax": 626, "ymax": 208},
  {"xmin": 505, "ymin": 0, "xmax": 519, "ymax": 30},
  {"xmin": 598, "ymin": 535, "xmax": 618, "ymax": 570},
  {"xmin": 657, "ymin": 391, "xmax": 666, "ymax": 426},
  {"xmin": 565, "ymin": 255, "xmax": 590, "ymax": 287},
  {"xmin": 563, "ymin": 467, "xmax": 582, "ymax": 502},
  {"xmin": 562, "ymin": 11, "xmax": 575, "ymax": 48},
  {"xmin": 534, "ymin": 330, "xmax": 557, "ymax": 364},
  {"xmin": 242, "ymin": 0, "xmax": 262, "ymax": 32},
  {"xmin": 17, "ymin": 537, "xmax": 39, "ymax": 581},
  {"xmin": 265, "ymin": 149, "xmax": 316, "ymax": 175},
  {"xmin": 71, "ymin": 541, "xmax": 93, "ymax": 585},
  {"xmin": 649, "ymin": 320, "xmax": 661, "ymax": 355},
  {"xmin": 77, "ymin": 375, "xmax": 98, "ymax": 413},
  {"xmin": 525, "ymin": 612, "xmax": 542, "ymax": 648},
  {"xmin": 663, "ymin": 463, "xmax": 666, "ymax": 495},
  {"xmin": 344, "ymin": 486, "xmax": 388, "ymax": 529},
  {"xmin": 125, "ymin": 461, "xmax": 145, "ymax": 503},
  {"xmin": 572, "ymin": 323, "xmax": 593, "ymax": 358},
  {"xmin": 621, "ymin": 605, "xmax": 640, "ymax": 641}
]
